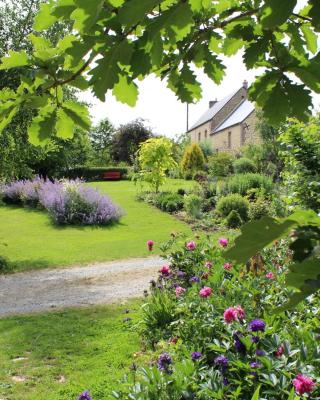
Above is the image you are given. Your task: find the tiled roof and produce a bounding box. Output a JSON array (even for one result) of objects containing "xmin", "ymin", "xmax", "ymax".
[
  {"xmin": 213, "ymin": 100, "xmax": 254, "ymax": 133},
  {"xmin": 188, "ymin": 89, "xmax": 239, "ymax": 131}
]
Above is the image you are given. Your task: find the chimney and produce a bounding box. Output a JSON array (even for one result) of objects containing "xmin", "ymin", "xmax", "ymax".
[
  {"xmin": 242, "ymin": 80, "xmax": 248, "ymax": 89},
  {"xmin": 209, "ymin": 99, "xmax": 217, "ymax": 108}
]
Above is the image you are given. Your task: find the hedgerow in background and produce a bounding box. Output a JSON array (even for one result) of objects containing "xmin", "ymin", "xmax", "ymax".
[
  {"xmin": 280, "ymin": 117, "xmax": 320, "ymax": 213},
  {"xmin": 136, "ymin": 137, "xmax": 176, "ymax": 193},
  {"xmin": 181, "ymin": 144, "xmax": 205, "ymax": 177}
]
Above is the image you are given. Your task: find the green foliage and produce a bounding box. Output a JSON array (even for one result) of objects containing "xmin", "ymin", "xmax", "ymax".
[
  {"xmin": 233, "ymin": 157, "xmax": 256, "ymax": 174},
  {"xmin": 181, "ymin": 143, "xmax": 205, "ymax": 174},
  {"xmin": 184, "ymin": 193, "xmax": 202, "ymax": 219},
  {"xmin": 216, "ymin": 193, "xmax": 249, "ymax": 221},
  {"xmin": 248, "ymin": 196, "xmax": 273, "ymax": 220},
  {"xmin": 199, "ymin": 139, "xmax": 213, "ymax": 159},
  {"xmin": 225, "ymin": 209, "xmax": 242, "ymax": 228},
  {"xmin": 280, "ymin": 117, "xmax": 320, "ymax": 212},
  {"xmin": 208, "ymin": 152, "xmax": 234, "ymax": 177},
  {"xmin": 220, "ymin": 173, "xmax": 274, "ymax": 196},
  {"xmin": 61, "ymin": 166, "xmax": 129, "ymax": 180},
  {"xmin": 154, "ymin": 192, "xmax": 184, "ymax": 213},
  {"xmin": 2, "ymin": 0, "xmax": 318, "ymax": 142},
  {"xmin": 89, "ymin": 118, "xmax": 115, "ymax": 166},
  {"xmin": 137, "ymin": 137, "xmax": 177, "ymax": 193},
  {"xmin": 0, "ymin": 255, "xmax": 10, "ymax": 273}
]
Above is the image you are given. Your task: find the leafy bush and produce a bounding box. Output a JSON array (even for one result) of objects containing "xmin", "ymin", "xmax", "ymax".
[
  {"xmin": 208, "ymin": 152, "xmax": 234, "ymax": 177},
  {"xmin": 193, "ymin": 170, "xmax": 208, "ymax": 182},
  {"xmin": 61, "ymin": 166, "xmax": 129, "ymax": 181},
  {"xmin": 220, "ymin": 173, "xmax": 274, "ymax": 196},
  {"xmin": 216, "ymin": 193, "xmax": 249, "ymax": 221},
  {"xmin": 225, "ymin": 209, "xmax": 242, "ymax": 228},
  {"xmin": 177, "ymin": 188, "xmax": 186, "ymax": 196},
  {"xmin": 199, "ymin": 140, "xmax": 213, "ymax": 158},
  {"xmin": 184, "ymin": 194, "xmax": 202, "ymax": 219},
  {"xmin": 233, "ymin": 157, "xmax": 256, "ymax": 173},
  {"xmin": 181, "ymin": 144, "xmax": 205, "ymax": 174},
  {"xmin": 248, "ymin": 196, "xmax": 272, "ymax": 220},
  {"xmin": 155, "ymin": 192, "xmax": 184, "ymax": 213}
]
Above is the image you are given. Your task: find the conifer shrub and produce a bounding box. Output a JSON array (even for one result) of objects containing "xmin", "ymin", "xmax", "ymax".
[
  {"xmin": 181, "ymin": 144, "xmax": 205, "ymax": 175},
  {"xmin": 225, "ymin": 209, "xmax": 243, "ymax": 228},
  {"xmin": 216, "ymin": 193, "xmax": 249, "ymax": 221}
]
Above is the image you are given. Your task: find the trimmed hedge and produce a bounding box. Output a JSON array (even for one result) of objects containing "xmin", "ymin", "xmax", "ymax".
[{"xmin": 60, "ymin": 166, "xmax": 129, "ymax": 181}]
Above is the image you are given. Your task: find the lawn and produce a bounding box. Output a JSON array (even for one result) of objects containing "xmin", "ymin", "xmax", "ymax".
[
  {"xmin": 0, "ymin": 179, "xmax": 195, "ymax": 272},
  {"xmin": 0, "ymin": 301, "xmax": 142, "ymax": 400}
]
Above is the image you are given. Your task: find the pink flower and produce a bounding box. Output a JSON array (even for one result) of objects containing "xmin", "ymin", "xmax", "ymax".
[
  {"xmin": 265, "ymin": 272, "xmax": 274, "ymax": 279},
  {"xmin": 223, "ymin": 307, "xmax": 238, "ymax": 323},
  {"xmin": 147, "ymin": 240, "xmax": 154, "ymax": 251},
  {"xmin": 292, "ymin": 374, "xmax": 316, "ymax": 395},
  {"xmin": 199, "ymin": 286, "xmax": 213, "ymax": 298},
  {"xmin": 218, "ymin": 237, "xmax": 229, "ymax": 247},
  {"xmin": 186, "ymin": 241, "xmax": 196, "ymax": 251},
  {"xmin": 175, "ymin": 286, "xmax": 186, "ymax": 297},
  {"xmin": 274, "ymin": 345, "xmax": 285, "ymax": 357},
  {"xmin": 235, "ymin": 305, "xmax": 245, "ymax": 320},
  {"xmin": 223, "ymin": 262, "xmax": 232, "ymax": 270},
  {"xmin": 205, "ymin": 261, "xmax": 213, "ymax": 269},
  {"xmin": 159, "ymin": 265, "xmax": 170, "ymax": 276}
]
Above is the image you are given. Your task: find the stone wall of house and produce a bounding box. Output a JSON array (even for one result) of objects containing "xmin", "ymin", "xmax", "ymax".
[
  {"xmin": 207, "ymin": 111, "xmax": 259, "ymax": 154},
  {"xmin": 189, "ymin": 120, "xmax": 212, "ymax": 144}
]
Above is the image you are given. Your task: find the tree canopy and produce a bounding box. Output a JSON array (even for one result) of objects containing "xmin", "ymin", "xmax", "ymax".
[{"xmin": 0, "ymin": 0, "xmax": 319, "ymax": 145}]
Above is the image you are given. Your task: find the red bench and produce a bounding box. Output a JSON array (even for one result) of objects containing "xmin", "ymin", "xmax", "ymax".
[{"xmin": 102, "ymin": 171, "xmax": 121, "ymax": 180}]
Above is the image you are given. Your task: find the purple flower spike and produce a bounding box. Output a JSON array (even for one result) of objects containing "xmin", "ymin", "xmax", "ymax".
[
  {"xmin": 214, "ymin": 355, "xmax": 229, "ymax": 367},
  {"xmin": 157, "ymin": 353, "xmax": 172, "ymax": 371},
  {"xmin": 191, "ymin": 351, "xmax": 202, "ymax": 361}
]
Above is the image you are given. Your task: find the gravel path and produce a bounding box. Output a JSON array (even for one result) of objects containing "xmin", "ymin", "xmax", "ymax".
[{"xmin": 0, "ymin": 256, "xmax": 163, "ymax": 318}]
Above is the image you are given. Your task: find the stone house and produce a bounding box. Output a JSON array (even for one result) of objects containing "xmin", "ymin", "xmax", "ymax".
[{"xmin": 188, "ymin": 81, "xmax": 259, "ymax": 153}]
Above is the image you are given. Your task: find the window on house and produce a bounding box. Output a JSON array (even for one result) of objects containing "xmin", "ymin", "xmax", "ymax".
[
  {"xmin": 198, "ymin": 132, "xmax": 201, "ymax": 141},
  {"xmin": 204, "ymin": 130, "xmax": 207, "ymax": 139},
  {"xmin": 228, "ymin": 131, "xmax": 232, "ymax": 149}
]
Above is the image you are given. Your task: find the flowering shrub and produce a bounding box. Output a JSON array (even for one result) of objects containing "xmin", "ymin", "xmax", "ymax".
[
  {"xmin": 0, "ymin": 178, "xmax": 123, "ymax": 226},
  {"xmin": 114, "ymin": 235, "xmax": 320, "ymax": 399}
]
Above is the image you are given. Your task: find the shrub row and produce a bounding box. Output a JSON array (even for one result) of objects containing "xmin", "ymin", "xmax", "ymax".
[
  {"xmin": 0, "ymin": 178, "xmax": 123, "ymax": 225},
  {"xmin": 60, "ymin": 166, "xmax": 129, "ymax": 181}
]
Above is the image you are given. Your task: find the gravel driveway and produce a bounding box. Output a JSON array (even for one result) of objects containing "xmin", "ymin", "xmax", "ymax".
[{"xmin": 0, "ymin": 256, "xmax": 162, "ymax": 317}]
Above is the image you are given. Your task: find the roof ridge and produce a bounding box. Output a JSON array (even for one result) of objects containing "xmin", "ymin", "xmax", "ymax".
[{"xmin": 212, "ymin": 98, "xmax": 246, "ymax": 134}]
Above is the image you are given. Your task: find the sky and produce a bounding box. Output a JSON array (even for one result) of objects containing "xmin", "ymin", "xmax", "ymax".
[{"xmin": 79, "ymin": 51, "xmax": 320, "ymax": 139}]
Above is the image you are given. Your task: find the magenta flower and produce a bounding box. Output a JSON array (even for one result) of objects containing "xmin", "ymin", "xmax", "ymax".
[
  {"xmin": 223, "ymin": 262, "xmax": 232, "ymax": 271},
  {"xmin": 235, "ymin": 304, "xmax": 245, "ymax": 319},
  {"xmin": 274, "ymin": 345, "xmax": 285, "ymax": 357},
  {"xmin": 159, "ymin": 265, "xmax": 170, "ymax": 276},
  {"xmin": 218, "ymin": 237, "xmax": 228, "ymax": 247},
  {"xmin": 223, "ymin": 307, "xmax": 238, "ymax": 323},
  {"xmin": 186, "ymin": 241, "xmax": 196, "ymax": 250},
  {"xmin": 205, "ymin": 261, "xmax": 213, "ymax": 269},
  {"xmin": 292, "ymin": 374, "xmax": 316, "ymax": 395},
  {"xmin": 147, "ymin": 240, "xmax": 154, "ymax": 251},
  {"xmin": 265, "ymin": 272, "xmax": 274, "ymax": 279},
  {"xmin": 199, "ymin": 286, "xmax": 213, "ymax": 298},
  {"xmin": 175, "ymin": 286, "xmax": 186, "ymax": 297}
]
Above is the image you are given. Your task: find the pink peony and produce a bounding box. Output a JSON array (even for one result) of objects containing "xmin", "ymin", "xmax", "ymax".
[
  {"xmin": 159, "ymin": 265, "xmax": 170, "ymax": 276},
  {"xmin": 199, "ymin": 286, "xmax": 213, "ymax": 298},
  {"xmin": 223, "ymin": 307, "xmax": 238, "ymax": 323},
  {"xmin": 235, "ymin": 305, "xmax": 245, "ymax": 320},
  {"xmin": 205, "ymin": 261, "xmax": 213, "ymax": 269},
  {"xmin": 147, "ymin": 240, "xmax": 154, "ymax": 251},
  {"xmin": 186, "ymin": 241, "xmax": 196, "ymax": 251},
  {"xmin": 175, "ymin": 286, "xmax": 186, "ymax": 297},
  {"xmin": 292, "ymin": 374, "xmax": 316, "ymax": 395},
  {"xmin": 218, "ymin": 237, "xmax": 229, "ymax": 247},
  {"xmin": 265, "ymin": 272, "xmax": 275, "ymax": 279},
  {"xmin": 223, "ymin": 262, "xmax": 232, "ymax": 271}
]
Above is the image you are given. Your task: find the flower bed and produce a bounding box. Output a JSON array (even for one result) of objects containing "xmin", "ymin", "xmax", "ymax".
[
  {"xmin": 111, "ymin": 235, "xmax": 319, "ymax": 399},
  {"xmin": 0, "ymin": 178, "xmax": 123, "ymax": 225}
]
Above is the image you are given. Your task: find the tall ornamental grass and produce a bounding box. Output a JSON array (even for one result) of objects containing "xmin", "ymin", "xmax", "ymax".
[{"xmin": 217, "ymin": 173, "xmax": 274, "ymax": 196}]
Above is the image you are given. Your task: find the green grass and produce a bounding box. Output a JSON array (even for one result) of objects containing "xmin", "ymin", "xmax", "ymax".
[
  {"xmin": 0, "ymin": 179, "xmax": 195, "ymax": 272},
  {"xmin": 0, "ymin": 301, "xmax": 142, "ymax": 400}
]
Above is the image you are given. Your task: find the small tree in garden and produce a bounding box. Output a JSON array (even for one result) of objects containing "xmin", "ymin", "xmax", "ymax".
[
  {"xmin": 181, "ymin": 144, "xmax": 205, "ymax": 175},
  {"xmin": 137, "ymin": 137, "xmax": 176, "ymax": 193}
]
